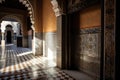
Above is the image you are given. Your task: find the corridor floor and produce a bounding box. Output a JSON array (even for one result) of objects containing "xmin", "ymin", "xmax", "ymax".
[{"xmin": 0, "ymin": 44, "xmax": 93, "ymax": 80}]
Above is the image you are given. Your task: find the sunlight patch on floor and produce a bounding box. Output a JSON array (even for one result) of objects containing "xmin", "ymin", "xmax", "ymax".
[
  {"xmin": 0, "ymin": 56, "xmax": 56, "ymax": 73},
  {"xmin": 17, "ymin": 51, "xmax": 33, "ymax": 56}
]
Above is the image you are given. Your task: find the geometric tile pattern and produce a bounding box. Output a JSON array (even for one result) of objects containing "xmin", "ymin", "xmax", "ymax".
[
  {"xmin": 80, "ymin": 33, "xmax": 100, "ymax": 57},
  {"xmin": 0, "ymin": 68, "xmax": 75, "ymax": 80},
  {"xmin": 0, "ymin": 44, "xmax": 75, "ymax": 80}
]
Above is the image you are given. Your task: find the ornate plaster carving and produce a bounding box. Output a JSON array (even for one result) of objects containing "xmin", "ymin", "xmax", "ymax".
[
  {"xmin": 19, "ymin": 0, "xmax": 34, "ymax": 25},
  {"xmin": 51, "ymin": 0, "xmax": 63, "ymax": 17}
]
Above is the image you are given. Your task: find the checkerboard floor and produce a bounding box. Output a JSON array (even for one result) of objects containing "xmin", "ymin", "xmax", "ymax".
[{"xmin": 0, "ymin": 44, "xmax": 75, "ymax": 80}]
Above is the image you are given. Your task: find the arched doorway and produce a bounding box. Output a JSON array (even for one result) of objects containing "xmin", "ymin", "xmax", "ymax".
[
  {"xmin": 5, "ymin": 24, "xmax": 13, "ymax": 44},
  {"xmin": 0, "ymin": 0, "xmax": 35, "ymax": 49},
  {"xmin": 6, "ymin": 31, "xmax": 12, "ymax": 44}
]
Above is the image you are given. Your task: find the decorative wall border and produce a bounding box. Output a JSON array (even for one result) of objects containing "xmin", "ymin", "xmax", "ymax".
[{"xmin": 80, "ymin": 27, "xmax": 101, "ymax": 34}]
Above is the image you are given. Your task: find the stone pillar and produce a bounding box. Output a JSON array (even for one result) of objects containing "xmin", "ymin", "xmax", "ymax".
[
  {"xmin": 51, "ymin": 0, "xmax": 68, "ymax": 69},
  {"xmin": 0, "ymin": 41, "xmax": 5, "ymax": 69},
  {"xmin": 34, "ymin": 32, "xmax": 43, "ymax": 56},
  {"xmin": 0, "ymin": 32, "xmax": 5, "ymax": 69},
  {"xmin": 56, "ymin": 15, "xmax": 65, "ymax": 68},
  {"xmin": 104, "ymin": 0, "xmax": 115, "ymax": 80},
  {"xmin": 32, "ymin": 0, "xmax": 42, "ymax": 56},
  {"xmin": 28, "ymin": 30, "xmax": 32, "ymax": 49},
  {"xmin": 0, "ymin": 32, "xmax": 1, "ymax": 45},
  {"xmin": 1, "ymin": 22, "xmax": 5, "ymax": 46},
  {"xmin": 22, "ymin": 16, "xmax": 28, "ymax": 48},
  {"xmin": 32, "ymin": 30, "xmax": 35, "ymax": 55},
  {"xmin": 1, "ymin": 32, "xmax": 5, "ymax": 46},
  {"xmin": 22, "ymin": 35, "xmax": 28, "ymax": 47},
  {"xmin": 13, "ymin": 33, "xmax": 17, "ymax": 45},
  {"xmin": 0, "ymin": 22, "xmax": 6, "ymax": 69}
]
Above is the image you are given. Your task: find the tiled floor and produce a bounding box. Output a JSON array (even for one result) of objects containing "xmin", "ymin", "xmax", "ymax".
[{"xmin": 0, "ymin": 44, "xmax": 93, "ymax": 80}]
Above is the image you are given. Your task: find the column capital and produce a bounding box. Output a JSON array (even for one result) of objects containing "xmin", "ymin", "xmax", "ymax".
[{"xmin": 51, "ymin": 0, "xmax": 63, "ymax": 17}]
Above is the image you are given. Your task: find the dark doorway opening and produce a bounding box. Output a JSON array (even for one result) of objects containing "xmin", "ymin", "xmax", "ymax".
[{"xmin": 7, "ymin": 31, "xmax": 12, "ymax": 44}]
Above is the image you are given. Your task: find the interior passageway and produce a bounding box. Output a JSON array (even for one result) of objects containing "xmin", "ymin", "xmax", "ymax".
[
  {"xmin": 0, "ymin": 0, "xmax": 115, "ymax": 80},
  {"xmin": 0, "ymin": 44, "xmax": 73, "ymax": 79},
  {"xmin": 0, "ymin": 44, "xmax": 93, "ymax": 80}
]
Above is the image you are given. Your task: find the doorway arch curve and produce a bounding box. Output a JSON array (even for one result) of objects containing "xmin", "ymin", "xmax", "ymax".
[
  {"xmin": 5, "ymin": 24, "xmax": 13, "ymax": 44},
  {"xmin": 0, "ymin": 0, "xmax": 35, "ymax": 31},
  {"xmin": 19, "ymin": 0, "xmax": 35, "ymax": 27},
  {"xmin": 0, "ymin": 15, "xmax": 23, "ymax": 34}
]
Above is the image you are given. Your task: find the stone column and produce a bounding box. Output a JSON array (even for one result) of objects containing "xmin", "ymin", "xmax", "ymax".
[
  {"xmin": 32, "ymin": 30, "xmax": 35, "ymax": 55},
  {"xmin": 56, "ymin": 15, "xmax": 67, "ymax": 69},
  {"xmin": 22, "ymin": 35, "xmax": 28, "ymax": 47},
  {"xmin": 0, "ymin": 22, "xmax": 6, "ymax": 69},
  {"xmin": 0, "ymin": 32, "xmax": 6, "ymax": 69},
  {"xmin": 51, "ymin": 0, "xmax": 68, "ymax": 69},
  {"xmin": 13, "ymin": 33, "xmax": 17, "ymax": 45},
  {"xmin": 1, "ymin": 22, "xmax": 5, "ymax": 46},
  {"xmin": 22, "ymin": 16, "xmax": 28, "ymax": 48},
  {"xmin": 1, "ymin": 32, "xmax": 5, "ymax": 65},
  {"xmin": 1, "ymin": 32, "xmax": 5, "ymax": 46},
  {"xmin": 104, "ymin": 0, "xmax": 115, "ymax": 80},
  {"xmin": 34, "ymin": 32, "xmax": 43, "ymax": 56},
  {"xmin": 32, "ymin": 0, "xmax": 43, "ymax": 56},
  {"xmin": 28, "ymin": 30, "xmax": 32, "ymax": 49}
]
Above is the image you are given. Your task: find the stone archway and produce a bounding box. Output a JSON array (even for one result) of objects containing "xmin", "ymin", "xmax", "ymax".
[
  {"xmin": 5, "ymin": 25, "xmax": 13, "ymax": 44},
  {"xmin": 0, "ymin": 0, "xmax": 35, "ymax": 30},
  {"xmin": 0, "ymin": 15, "xmax": 23, "ymax": 34},
  {"xmin": 19, "ymin": 0, "xmax": 35, "ymax": 54},
  {"xmin": 0, "ymin": 0, "xmax": 35, "ymax": 53},
  {"xmin": 19, "ymin": 0, "xmax": 35, "ymax": 29},
  {"xmin": 0, "ymin": 17, "xmax": 22, "ymax": 46}
]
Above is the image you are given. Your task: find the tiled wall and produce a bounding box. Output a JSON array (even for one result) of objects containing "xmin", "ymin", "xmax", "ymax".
[
  {"xmin": 79, "ymin": 5, "xmax": 101, "ymax": 79},
  {"xmin": 43, "ymin": 32, "xmax": 56, "ymax": 62},
  {"xmin": 42, "ymin": 0, "xmax": 57, "ymax": 62},
  {"xmin": 35, "ymin": 33, "xmax": 43, "ymax": 56},
  {"xmin": 71, "ymin": 4, "xmax": 101, "ymax": 79},
  {"xmin": 78, "ymin": 28, "xmax": 101, "ymax": 79}
]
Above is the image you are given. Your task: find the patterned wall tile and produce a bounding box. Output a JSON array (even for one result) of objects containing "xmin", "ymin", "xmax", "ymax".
[
  {"xmin": 78, "ymin": 28, "xmax": 101, "ymax": 79},
  {"xmin": 80, "ymin": 33, "xmax": 100, "ymax": 60}
]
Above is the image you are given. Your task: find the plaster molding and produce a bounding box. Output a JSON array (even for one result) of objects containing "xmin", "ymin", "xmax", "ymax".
[
  {"xmin": 51, "ymin": 0, "xmax": 63, "ymax": 17},
  {"xmin": 19, "ymin": 0, "xmax": 35, "ymax": 25}
]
